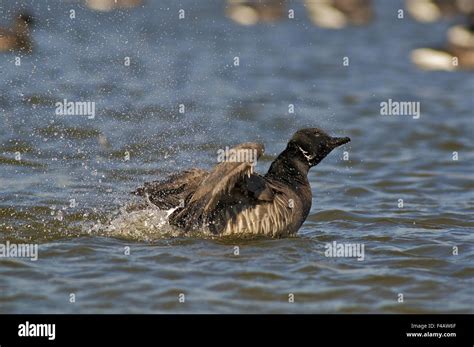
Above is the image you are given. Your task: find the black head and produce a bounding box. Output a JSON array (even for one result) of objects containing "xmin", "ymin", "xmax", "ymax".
[
  {"xmin": 17, "ymin": 12, "xmax": 34, "ymax": 25},
  {"xmin": 288, "ymin": 128, "xmax": 350, "ymax": 167}
]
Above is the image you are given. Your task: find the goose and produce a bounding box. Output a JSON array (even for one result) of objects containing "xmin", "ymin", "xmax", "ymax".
[
  {"xmin": 0, "ymin": 12, "xmax": 34, "ymax": 53},
  {"xmin": 133, "ymin": 128, "xmax": 350, "ymax": 238}
]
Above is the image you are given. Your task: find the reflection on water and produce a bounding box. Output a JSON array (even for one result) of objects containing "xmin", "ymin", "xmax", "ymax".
[{"xmin": 0, "ymin": 0, "xmax": 473, "ymax": 313}]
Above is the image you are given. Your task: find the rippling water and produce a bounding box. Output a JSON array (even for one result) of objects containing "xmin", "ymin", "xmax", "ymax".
[{"xmin": 0, "ymin": 0, "xmax": 473, "ymax": 313}]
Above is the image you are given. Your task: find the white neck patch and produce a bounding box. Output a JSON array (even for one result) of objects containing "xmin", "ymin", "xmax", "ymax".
[{"xmin": 297, "ymin": 146, "xmax": 316, "ymax": 162}]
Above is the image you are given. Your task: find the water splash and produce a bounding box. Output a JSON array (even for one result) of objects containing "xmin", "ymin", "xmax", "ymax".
[{"xmin": 91, "ymin": 201, "xmax": 185, "ymax": 241}]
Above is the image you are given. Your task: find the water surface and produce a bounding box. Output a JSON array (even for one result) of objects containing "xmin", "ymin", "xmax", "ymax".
[{"xmin": 0, "ymin": 0, "xmax": 473, "ymax": 313}]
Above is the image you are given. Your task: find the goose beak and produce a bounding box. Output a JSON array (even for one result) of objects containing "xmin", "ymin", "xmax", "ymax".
[{"xmin": 330, "ymin": 137, "xmax": 351, "ymax": 148}]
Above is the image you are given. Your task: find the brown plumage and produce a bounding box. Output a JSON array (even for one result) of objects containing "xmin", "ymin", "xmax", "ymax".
[
  {"xmin": 133, "ymin": 128, "xmax": 350, "ymax": 237},
  {"xmin": 0, "ymin": 12, "xmax": 34, "ymax": 53},
  {"xmin": 411, "ymin": 23, "xmax": 474, "ymax": 71},
  {"xmin": 225, "ymin": 0, "xmax": 287, "ymax": 26},
  {"xmin": 305, "ymin": 0, "xmax": 373, "ymax": 29},
  {"xmin": 85, "ymin": 0, "xmax": 143, "ymax": 12}
]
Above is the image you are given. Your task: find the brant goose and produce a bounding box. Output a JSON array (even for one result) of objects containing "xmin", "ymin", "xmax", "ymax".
[
  {"xmin": 133, "ymin": 128, "xmax": 350, "ymax": 237},
  {"xmin": 0, "ymin": 12, "xmax": 34, "ymax": 53},
  {"xmin": 226, "ymin": 0, "xmax": 286, "ymax": 26},
  {"xmin": 85, "ymin": 0, "xmax": 142, "ymax": 12},
  {"xmin": 304, "ymin": 0, "xmax": 373, "ymax": 29},
  {"xmin": 411, "ymin": 22, "xmax": 474, "ymax": 71},
  {"xmin": 405, "ymin": 0, "xmax": 468, "ymax": 23}
]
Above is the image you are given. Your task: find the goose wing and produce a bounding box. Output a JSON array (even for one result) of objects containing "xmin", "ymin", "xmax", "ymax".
[
  {"xmin": 132, "ymin": 168, "xmax": 208, "ymax": 209},
  {"xmin": 169, "ymin": 142, "xmax": 274, "ymax": 231}
]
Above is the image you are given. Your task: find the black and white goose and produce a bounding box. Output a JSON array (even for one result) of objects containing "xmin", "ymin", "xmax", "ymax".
[{"xmin": 133, "ymin": 128, "xmax": 350, "ymax": 237}]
